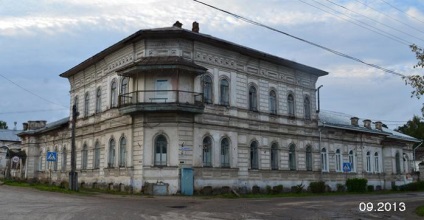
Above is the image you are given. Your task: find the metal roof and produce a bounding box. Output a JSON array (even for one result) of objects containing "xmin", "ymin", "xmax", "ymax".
[
  {"xmin": 60, "ymin": 26, "xmax": 328, "ymax": 78},
  {"xmin": 18, "ymin": 117, "xmax": 69, "ymax": 136},
  {"xmin": 319, "ymin": 110, "xmax": 420, "ymax": 143},
  {"xmin": 0, "ymin": 129, "xmax": 21, "ymax": 142}
]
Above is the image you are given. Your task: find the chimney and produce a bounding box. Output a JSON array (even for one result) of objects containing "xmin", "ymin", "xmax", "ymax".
[
  {"xmin": 363, "ymin": 119, "xmax": 371, "ymax": 129},
  {"xmin": 23, "ymin": 123, "xmax": 28, "ymax": 131},
  {"xmin": 13, "ymin": 122, "xmax": 17, "ymax": 131},
  {"xmin": 375, "ymin": 121, "xmax": 383, "ymax": 131},
  {"xmin": 27, "ymin": 120, "xmax": 47, "ymax": 130},
  {"xmin": 350, "ymin": 117, "xmax": 359, "ymax": 126},
  {"xmin": 192, "ymin": 21, "xmax": 199, "ymax": 33},
  {"xmin": 173, "ymin": 21, "xmax": 183, "ymax": 28}
]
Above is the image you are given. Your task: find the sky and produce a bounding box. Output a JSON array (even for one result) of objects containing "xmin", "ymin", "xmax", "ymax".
[{"xmin": 0, "ymin": 0, "xmax": 423, "ymax": 130}]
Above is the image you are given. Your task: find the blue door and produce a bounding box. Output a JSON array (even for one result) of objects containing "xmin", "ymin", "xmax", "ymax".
[{"xmin": 181, "ymin": 168, "xmax": 193, "ymax": 196}]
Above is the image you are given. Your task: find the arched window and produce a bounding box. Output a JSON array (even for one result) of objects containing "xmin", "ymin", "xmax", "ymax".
[
  {"xmin": 120, "ymin": 78, "xmax": 129, "ymax": 105},
  {"xmin": 108, "ymin": 139, "xmax": 116, "ymax": 168},
  {"xmin": 220, "ymin": 138, "xmax": 230, "ymax": 167},
  {"xmin": 203, "ymin": 75, "xmax": 212, "ymax": 104},
  {"xmin": 220, "ymin": 78, "xmax": 229, "ymax": 106},
  {"xmin": 288, "ymin": 94, "xmax": 295, "ymax": 117},
  {"xmin": 84, "ymin": 92, "xmax": 90, "ymax": 117},
  {"xmin": 306, "ymin": 145, "xmax": 312, "ymax": 171},
  {"xmin": 349, "ymin": 150, "xmax": 355, "ymax": 172},
  {"xmin": 403, "ymin": 153, "xmax": 409, "ymax": 173},
  {"xmin": 269, "ymin": 90, "xmax": 277, "ymax": 114},
  {"xmin": 250, "ymin": 141, "xmax": 259, "ymax": 169},
  {"xmin": 374, "ymin": 152, "xmax": 379, "ymax": 173},
  {"xmin": 321, "ymin": 148, "xmax": 328, "ymax": 172},
  {"xmin": 154, "ymin": 135, "xmax": 167, "ymax": 166},
  {"xmin": 94, "ymin": 141, "xmax": 100, "ymax": 169},
  {"xmin": 304, "ymin": 96, "xmax": 311, "ymax": 120},
  {"xmin": 271, "ymin": 143, "xmax": 278, "ymax": 170},
  {"xmin": 202, "ymin": 137, "xmax": 212, "ymax": 167},
  {"xmin": 46, "ymin": 149, "xmax": 50, "ymax": 170},
  {"xmin": 249, "ymin": 86, "xmax": 257, "ymax": 111},
  {"xmin": 38, "ymin": 151, "xmax": 43, "ymax": 171},
  {"xmin": 53, "ymin": 146, "xmax": 58, "ymax": 171},
  {"xmin": 289, "ymin": 144, "xmax": 296, "ymax": 171},
  {"xmin": 395, "ymin": 152, "xmax": 401, "ymax": 174},
  {"xmin": 335, "ymin": 149, "xmax": 342, "ymax": 172},
  {"xmin": 96, "ymin": 87, "xmax": 102, "ymax": 113},
  {"xmin": 62, "ymin": 147, "xmax": 67, "ymax": 171},
  {"xmin": 110, "ymin": 79, "xmax": 117, "ymax": 107},
  {"xmin": 366, "ymin": 151, "xmax": 371, "ymax": 172},
  {"xmin": 82, "ymin": 144, "xmax": 88, "ymax": 169},
  {"xmin": 74, "ymin": 96, "xmax": 79, "ymax": 113},
  {"xmin": 119, "ymin": 137, "xmax": 127, "ymax": 167}
]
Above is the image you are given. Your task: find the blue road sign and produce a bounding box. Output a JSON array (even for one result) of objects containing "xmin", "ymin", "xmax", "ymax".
[
  {"xmin": 46, "ymin": 152, "xmax": 57, "ymax": 162},
  {"xmin": 343, "ymin": 162, "xmax": 351, "ymax": 172}
]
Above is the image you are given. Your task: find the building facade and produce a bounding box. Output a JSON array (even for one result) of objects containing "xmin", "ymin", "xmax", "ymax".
[{"xmin": 18, "ymin": 22, "xmax": 419, "ymax": 194}]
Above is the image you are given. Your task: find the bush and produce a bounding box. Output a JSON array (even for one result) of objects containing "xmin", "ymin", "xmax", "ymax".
[
  {"xmin": 265, "ymin": 185, "xmax": 272, "ymax": 194},
  {"xmin": 346, "ymin": 178, "xmax": 367, "ymax": 193},
  {"xmin": 336, "ymin": 184, "xmax": 346, "ymax": 192},
  {"xmin": 291, "ymin": 182, "xmax": 304, "ymax": 194},
  {"xmin": 272, "ymin": 185, "xmax": 283, "ymax": 194},
  {"xmin": 252, "ymin": 185, "xmax": 260, "ymax": 194},
  {"xmin": 367, "ymin": 185, "xmax": 374, "ymax": 192},
  {"xmin": 399, "ymin": 181, "xmax": 424, "ymax": 191},
  {"xmin": 309, "ymin": 181, "xmax": 326, "ymax": 193}
]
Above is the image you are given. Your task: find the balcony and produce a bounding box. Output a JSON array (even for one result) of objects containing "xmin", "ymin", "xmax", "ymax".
[{"xmin": 118, "ymin": 90, "xmax": 204, "ymax": 114}]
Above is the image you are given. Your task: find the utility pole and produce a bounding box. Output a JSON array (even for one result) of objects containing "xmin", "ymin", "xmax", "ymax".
[{"xmin": 69, "ymin": 104, "xmax": 79, "ymax": 191}]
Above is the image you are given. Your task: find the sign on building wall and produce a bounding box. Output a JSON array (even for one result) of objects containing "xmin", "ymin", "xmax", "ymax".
[{"xmin": 46, "ymin": 152, "xmax": 57, "ymax": 162}]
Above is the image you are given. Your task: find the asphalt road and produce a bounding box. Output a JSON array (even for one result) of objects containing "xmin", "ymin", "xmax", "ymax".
[{"xmin": 0, "ymin": 185, "xmax": 423, "ymax": 220}]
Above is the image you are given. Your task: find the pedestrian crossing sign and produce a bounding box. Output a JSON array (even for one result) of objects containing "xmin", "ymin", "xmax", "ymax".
[
  {"xmin": 46, "ymin": 152, "xmax": 57, "ymax": 162},
  {"xmin": 343, "ymin": 162, "xmax": 351, "ymax": 172}
]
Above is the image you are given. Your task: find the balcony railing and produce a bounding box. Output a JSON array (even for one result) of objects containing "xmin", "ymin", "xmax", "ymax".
[{"xmin": 118, "ymin": 90, "xmax": 204, "ymax": 114}]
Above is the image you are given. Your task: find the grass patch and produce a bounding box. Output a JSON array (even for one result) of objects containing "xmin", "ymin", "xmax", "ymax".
[{"xmin": 416, "ymin": 205, "xmax": 424, "ymax": 217}]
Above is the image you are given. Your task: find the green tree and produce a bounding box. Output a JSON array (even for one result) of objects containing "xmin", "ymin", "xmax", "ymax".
[
  {"xmin": 0, "ymin": 121, "xmax": 8, "ymax": 129},
  {"xmin": 404, "ymin": 44, "xmax": 424, "ymax": 99},
  {"xmin": 396, "ymin": 115, "xmax": 424, "ymax": 140}
]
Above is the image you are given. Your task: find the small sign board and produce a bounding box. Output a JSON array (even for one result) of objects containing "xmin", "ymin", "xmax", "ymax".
[
  {"xmin": 180, "ymin": 147, "xmax": 192, "ymax": 151},
  {"xmin": 46, "ymin": 152, "xmax": 57, "ymax": 162},
  {"xmin": 11, "ymin": 156, "xmax": 19, "ymax": 163},
  {"xmin": 343, "ymin": 162, "xmax": 351, "ymax": 172}
]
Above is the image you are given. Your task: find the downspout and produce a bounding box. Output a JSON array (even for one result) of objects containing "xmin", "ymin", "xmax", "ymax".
[
  {"xmin": 316, "ymin": 85, "xmax": 323, "ymax": 113},
  {"xmin": 413, "ymin": 141, "xmax": 423, "ymax": 172}
]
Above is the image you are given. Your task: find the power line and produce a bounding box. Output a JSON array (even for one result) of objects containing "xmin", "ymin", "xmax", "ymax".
[
  {"xmin": 379, "ymin": 0, "xmax": 424, "ymax": 25},
  {"xmin": 0, "ymin": 73, "xmax": 68, "ymax": 109},
  {"xmin": 302, "ymin": 0, "xmax": 411, "ymax": 46},
  {"xmin": 193, "ymin": 0, "xmax": 405, "ymax": 77},
  {"xmin": 325, "ymin": 0, "xmax": 424, "ymax": 44},
  {"xmin": 353, "ymin": 0, "xmax": 424, "ymax": 38}
]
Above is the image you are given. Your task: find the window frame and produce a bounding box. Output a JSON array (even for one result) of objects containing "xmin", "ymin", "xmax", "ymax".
[
  {"xmin": 269, "ymin": 90, "xmax": 277, "ymax": 115},
  {"xmin": 250, "ymin": 141, "xmax": 259, "ymax": 169},
  {"xmin": 84, "ymin": 92, "xmax": 90, "ymax": 117},
  {"xmin": 249, "ymin": 85, "xmax": 258, "ymax": 111},
  {"xmin": 271, "ymin": 143, "xmax": 279, "ymax": 170},
  {"xmin": 366, "ymin": 151, "xmax": 371, "ymax": 172},
  {"xmin": 82, "ymin": 144, "xmax": 88, "ymax": 170},
  {"xmin": 349, "ymin": 150, "xmax": 356, "ymax": 172},
  {"xmin": 335, "ymin": 149, "xmax": 342, "ymax": 172},
  {"xmin": 304, "ymin": 96, "xmax": 311, "ymax": 120},
  {"xmin": 202, "ymin": 136, "xmax": 212, "ymax": 167},
  {"xmin": 96, "ymin": 87, "xmax": 102, "ymax": 113},
  {"xmin": 108, "ymin": 138, "xmax": 116, "ymax": 168},
  {"xmin": 289, "ymin": 144, "xmax": 296, "ymax": 171},
  {"xmin": 110, "ymin": 79, "xmax": 117, "ymax": 108},
  {"xmin": 94, "ymin": 141, "xmax": 100, "ymax": 169},
  {"xmin": 288, "ymin": 93, "xmax": 295, "ymax": 117},
  {"xmin": 203, "ymin": 75, "xmax": 213, "ymax": 104},
  {"xmin": 119, "ymin": 137, "xmax": 127, "ymax": 167},
  {"xmin": 321, "ymin": 148, "xmax": 328, "ymax": 172},
  {"xmin": 154, "ymin": 135, "xmax": 168, "ymax": 166},
  {"xmin": 306, "ymin": 145, "xmax": 313, "ymax": 171},
  {"xmin": 219, "ymin": 78, "xmax": 230, "ymax": 106},
  {"xmin": 220, "ymin": 138, "xmax": 230, "ymax": 168},
  {"xmin": 61, "ymin": 147, "xmax": 67, "ymax": 171},
  {"xmin": 374, "ymin": 152, "xmax": 379, "ymax": 173}
]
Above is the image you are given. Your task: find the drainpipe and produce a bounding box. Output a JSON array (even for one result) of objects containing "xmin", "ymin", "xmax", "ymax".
[
  {"xmin": 316, "ymin": 85, "xmax": 323, "ymax": 113},
  {"xmin": 413, "ymin": 141, "xmax": 423, "ymax": 172}
]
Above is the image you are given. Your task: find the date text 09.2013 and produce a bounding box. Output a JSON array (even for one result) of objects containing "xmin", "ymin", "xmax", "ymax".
[{"xmin": 359, "ymin": 202, "xmax": 406, "ymax": 212}]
